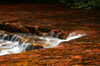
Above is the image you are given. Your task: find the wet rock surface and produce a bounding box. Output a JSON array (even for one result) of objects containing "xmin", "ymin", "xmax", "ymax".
[{"xmin": 0, "ymin": 4, "xmax": 100, "ymax": 66}]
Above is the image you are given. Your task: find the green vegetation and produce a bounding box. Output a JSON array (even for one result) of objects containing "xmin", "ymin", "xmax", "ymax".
[
  {"xmin": 60, "ymin": 0, "xmax": 100, "ymax": 8},
  {"xmin": 1, "ymin": 0, "xmax": 100, "ymax": 9}
]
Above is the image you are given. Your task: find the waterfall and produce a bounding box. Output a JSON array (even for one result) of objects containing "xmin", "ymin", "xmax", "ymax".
[
  {"xmin": 25, "ymin": 44, "xmax": 31, "ymax": 51},
  {"xmin": 0, "ymin": 39, "xmax": 29, "ymax": 56},
  {"xmin": 0, "ymin": 34, "xmax": 2, "ymax": 39},
  {"xmin": 2, "ymin": 34, "xmax": 7, "ymax": 41},
  {"xmin": 0, "ymin": 30, "xmax": 87, "ymax": 56},
  {"xmin": 31, "ymin": 45, "xmax": 34, "ymax": 50},
  {"xmin": 56, "ymin": 31, "xmax": 63, "ymax": 38},
  {"xmin": 20, "ymin": 39, "xmax": 28, "ymax": 47},
  {"xmin": 24, "ymin": 43, "xmax": 29, "ymax": 51},
  {"xmin": 14, "ymin": 36, "xmax": 21, "ymax": 42},
  {"xmin": 51, "ymin": 31, "xmax": 54, "ymax": 37},
  {"xmin": 38, "ymin": 32, "xmax": 86, "ymax": 48},
  {"xmin": 11, "ymin": 35, "xmax": 16, "ymax": 41}
]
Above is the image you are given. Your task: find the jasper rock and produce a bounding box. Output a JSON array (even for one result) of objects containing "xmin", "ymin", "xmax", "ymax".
[
  {"xmin": 16, "ymin": 25, "xmax": 29, "ymax": 33},
  {"xmin": 58, "ymin": 31, "xmax": 69, "ymax": 39},
  {"xmin": 51, "ymin": 29, "xmax": 62, "ymax": 37},
  {"xmin": 37, "ymin": 32, "xmax": 49, "ymax": 36},
  {"xmin": 25, "ymin": 26, "xmax": 36, "ymax": 34},
  {"xmin": 2, "ymin": 23, "xmax": 17, "ymax": 32},
  {"xmin": 0, "ymin": 23, "xmax": 29, "ymax": 33},
  {"xmin": 38, "ymin": 27, "xmax": 51, "ymax": 32},
  {"xmin": 0, "ymin": 23, "xmax": 8, "ymax": 30},
  {"xmin": 36, "ymin": 27, "xmax": 51, "ymax": 36},
  {"xmin": 9, "ymin": 24, "xmax": 29, "ymax": 33}
]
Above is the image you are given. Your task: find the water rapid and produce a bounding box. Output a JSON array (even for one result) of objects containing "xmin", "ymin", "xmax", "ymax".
[{"xmin": 0, "ymin": 31, "xmax": 86, "ymax": 56}]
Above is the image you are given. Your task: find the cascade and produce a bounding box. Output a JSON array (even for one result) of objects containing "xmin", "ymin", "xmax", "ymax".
[
  {"xmin": 11, "ymin": 35, "xmax": 16, "ymax": 41},
  {"xmin": 24, "ymin": 43, "xmax": 30, "ymax": 51},
  {"xmin": 38, "ymin": 32, "xmax": 86, "ymax": 48},
  {"xmin": 0, "ymin": 30, "xmax": 86, "ymax": 56},
  {"xmin": 20, "ymin": 39, "xmax": 28, "ymax": 47},
  {"xmin": 56, "ymin": 31, "xmax": 63, "ymax": 38},
  {"xmin": 26, "ymin": 44, "xmax": 32, "ymax": 51},
  {"xmin": 31, "ymin": 45, "xmax": 35, "ymax": 50},
  {"xmin": 0, "ymin": 34, "xmax": 2, "ymax": 39},
  {"xmin": 2, "ymin": 34, "xmax": 7, "ymax": 41},
  {"xmin": 51, "ymin": 31, "xmax": 54, "ymax": 37},
  {"xmin": 14, "ymin": 36, "xmax": 21, "ymax": 42}
]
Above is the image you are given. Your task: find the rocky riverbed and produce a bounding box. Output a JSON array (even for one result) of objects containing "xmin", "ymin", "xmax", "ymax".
[{"xmin": 0, "ymin": 4, "xmax": 100, "ymax": 66}]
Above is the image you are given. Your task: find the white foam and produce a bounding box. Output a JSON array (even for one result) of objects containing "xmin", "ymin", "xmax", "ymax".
[
  {"xmin": 0, "ymin": 50, "xmax": 10, "ymax": 56},
  {"xmin": 38, "ymin": 32, "xmax": 86, "ymax": 48},
  {"xmin": 66, "ymin": 33, "xmax": 86, "ymax": 41},
  {"xmin": 0, "ymin": 39, "xmax": 29, "ymax": 56}
]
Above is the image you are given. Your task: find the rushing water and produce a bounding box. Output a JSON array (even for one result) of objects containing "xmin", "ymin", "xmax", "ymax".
[{"xmin": 0, "ymin": 31, "xmax": 86, "ymax": 56}]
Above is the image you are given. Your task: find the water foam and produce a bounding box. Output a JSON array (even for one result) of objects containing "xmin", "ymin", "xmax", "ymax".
[{"xmin": 38, "ymin": 32, "xmax": 86, "ymax": 48}]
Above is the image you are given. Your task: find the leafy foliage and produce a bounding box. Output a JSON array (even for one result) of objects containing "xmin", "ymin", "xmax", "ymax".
[{"xmin": 60, "ymin": 0, "xmax": 100, "ymax": 8}]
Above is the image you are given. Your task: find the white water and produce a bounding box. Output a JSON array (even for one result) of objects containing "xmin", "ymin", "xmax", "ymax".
[
  {"xmin": 39, "ymin": 32, "xmax": 86, "ymax": 48},
  {"xmin": 11, "ymin": 35, "xmax": 16, "ymax": 41},
  {"xmin": 0, "ymin": 35, "xmax": 30, "ymax": 56},
  {"xmin": 56, "ymin": 31, "xmax": 63, "ymax": 38},
  {"xmin": 14, "ymin": 36, "xmax": 21, "ymax": 42},
  {"xmin": 51, "ymin": 31, "xmax": 54, "ymax": 37},
  {"xmin": 0, "ymin": 40, "xmax": 29, "ymax": 56},
  {"xmin": 0, "ymin": 32, "xmax": 86, "ymax": 56},
  {"xmin": 0, "ymin": 34, "xmax": 7, "ymax": 41}
]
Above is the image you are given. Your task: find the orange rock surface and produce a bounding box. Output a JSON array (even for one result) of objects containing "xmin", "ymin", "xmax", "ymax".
[{"xmin": 0, "ymin": 4, "xmax": 100, "ymax": 66}]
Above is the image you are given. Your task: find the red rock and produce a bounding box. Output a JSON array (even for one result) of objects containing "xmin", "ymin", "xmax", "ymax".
[
  {"xmin": 36, "ymin": 27, "xmax": 51, "ymax": 36},
  {"xmin": 25, "ymin": 26, "xmax": 36, "ymax": 34},
  {"xmin": 37, "ymin": 27, "xmax": 51, "ymax": 33},
  {"xmin": 51, "ymin": 29, "xmax": 61, "ymax": 37},
  {"xmin": 0, "ymin": 4, "xmax": 99, "ymax": 66},
  {"xmin": 58, "ymin": 31, "xmax": 69, "ymax": 39},
  {"xmin": 0, "ymin": 23, "xmax": 29, "ymax": 33},
  {"xmin": 74, "ymin": 55, "xmax": 82, "ymax": 59}
]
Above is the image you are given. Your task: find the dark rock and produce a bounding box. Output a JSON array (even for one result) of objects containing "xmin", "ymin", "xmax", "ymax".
[
  {"xmin": 58, "ymin": 31, "xmax": 69, "ymax": 39},
  {"xmin": 37, "ymin": 27, "xmax": 51, "ymax": 32},
  {"xmin": 36, "ymin": 27, "xmax": 51, "ymax": 36},
  {"xmin": 25, "ymin": 26, "xmax": 36, "ymax": 34},
  {"xmin": 51, "ymin": 29, "xmax": 62, "ymax": 37},
  {"xmin": 34, "ymin": 45, "xmax": 44, "ymax": 49},
  {"xmin": 0, "ymin": 23, "xmax": 29, "ymax": 33},
  {"xmin": 26, "ymin": 44, "xmax": 43, "ymax": 51}
]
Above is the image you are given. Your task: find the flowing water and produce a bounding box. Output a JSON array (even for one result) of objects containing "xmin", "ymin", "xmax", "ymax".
[{"xmin": 0, "ymin": 30, "xmax": 86, "ymax": 56}]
